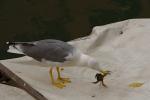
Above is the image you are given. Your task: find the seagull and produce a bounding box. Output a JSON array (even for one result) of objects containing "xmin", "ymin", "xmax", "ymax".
[{"xmin": 6, "ymin": 39, "xmax": 107, "ymax": 88}]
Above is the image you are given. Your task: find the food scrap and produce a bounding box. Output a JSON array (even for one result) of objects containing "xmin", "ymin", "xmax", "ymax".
[{"xmin": 128, "ymin": 82, "xmax": 144, "ymax": 88}]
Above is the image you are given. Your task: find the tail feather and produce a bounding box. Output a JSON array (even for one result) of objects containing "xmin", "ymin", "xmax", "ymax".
[
  {"xmin": 7, "ymin": 45, "xmax": 24, "ymax": 54},
  {"xmin": 6, "ymin": 42, "xmax": 24, "ymax": 54}
]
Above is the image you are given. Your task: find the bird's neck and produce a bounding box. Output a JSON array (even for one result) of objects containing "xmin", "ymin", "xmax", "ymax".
[{"xmin": 78, "ymin": 54, "xmax": 101, "ymax": 71}]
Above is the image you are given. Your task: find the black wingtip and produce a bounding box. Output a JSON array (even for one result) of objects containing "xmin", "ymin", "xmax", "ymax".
[
  {"xmin": 6, "ymin": 41, "xmax": 16, "ymax": 45},
  {"xmin": 6, "ymin": 41, "xmax": 35, "ymax": 46}
]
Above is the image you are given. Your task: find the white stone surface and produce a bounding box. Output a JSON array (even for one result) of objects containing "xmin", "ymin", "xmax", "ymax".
[
  {"xmin": 1, "ymin": 19, "xmax": 150, "ymax": 100},
  {"xmin": 0, "ymin": 84, "xmax": 35, "ymax": 100}
]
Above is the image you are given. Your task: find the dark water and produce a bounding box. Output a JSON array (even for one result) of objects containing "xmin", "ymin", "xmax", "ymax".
[{"xmin": 0, "ymin": 0, "xmax": 148, "ymax": 60}]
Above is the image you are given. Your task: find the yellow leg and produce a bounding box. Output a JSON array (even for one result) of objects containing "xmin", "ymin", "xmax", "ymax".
[
  {"xmin": 56, "ymin": 67, "xmax": 71, "ymax": 83},
  {"xmin": 49, "ymin": 67, "xmax": 65, "ymax": 89}
]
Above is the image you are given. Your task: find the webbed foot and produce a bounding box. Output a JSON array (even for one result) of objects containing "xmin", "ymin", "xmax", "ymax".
[
  {"xmin": 52, "ymin": 80, "xmax": 66, "ymax": 89},
  {"xmin": 57, "ymin": 77, "xmax": 71, "ymax": 84}
]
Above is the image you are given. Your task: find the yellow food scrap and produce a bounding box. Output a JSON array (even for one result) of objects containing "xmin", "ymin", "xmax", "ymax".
[
  {"xmin": 100, "ymin": 70, "xmax": 110, "ymax": 75},
  {"xmin": 128, "ymin": 82, "xmax": 144, "ymax": 88}
]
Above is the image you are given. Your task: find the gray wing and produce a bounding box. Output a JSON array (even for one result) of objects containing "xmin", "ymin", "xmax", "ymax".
[{"xmin": 20, "ymin": 39, "xmax": 74, "ymax": 62}]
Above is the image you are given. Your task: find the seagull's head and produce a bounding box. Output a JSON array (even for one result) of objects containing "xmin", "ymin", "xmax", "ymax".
[
  {"xmin": 79, "ymin": 54, "xmax": 111, "ymax": 74},
  {"xmin": 88, "ymin": 58, "xmax": 111, "ymax": 76},
  {"xmin": 88, "ymin": 59, "xmax": 111, "ymax": 76}
]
